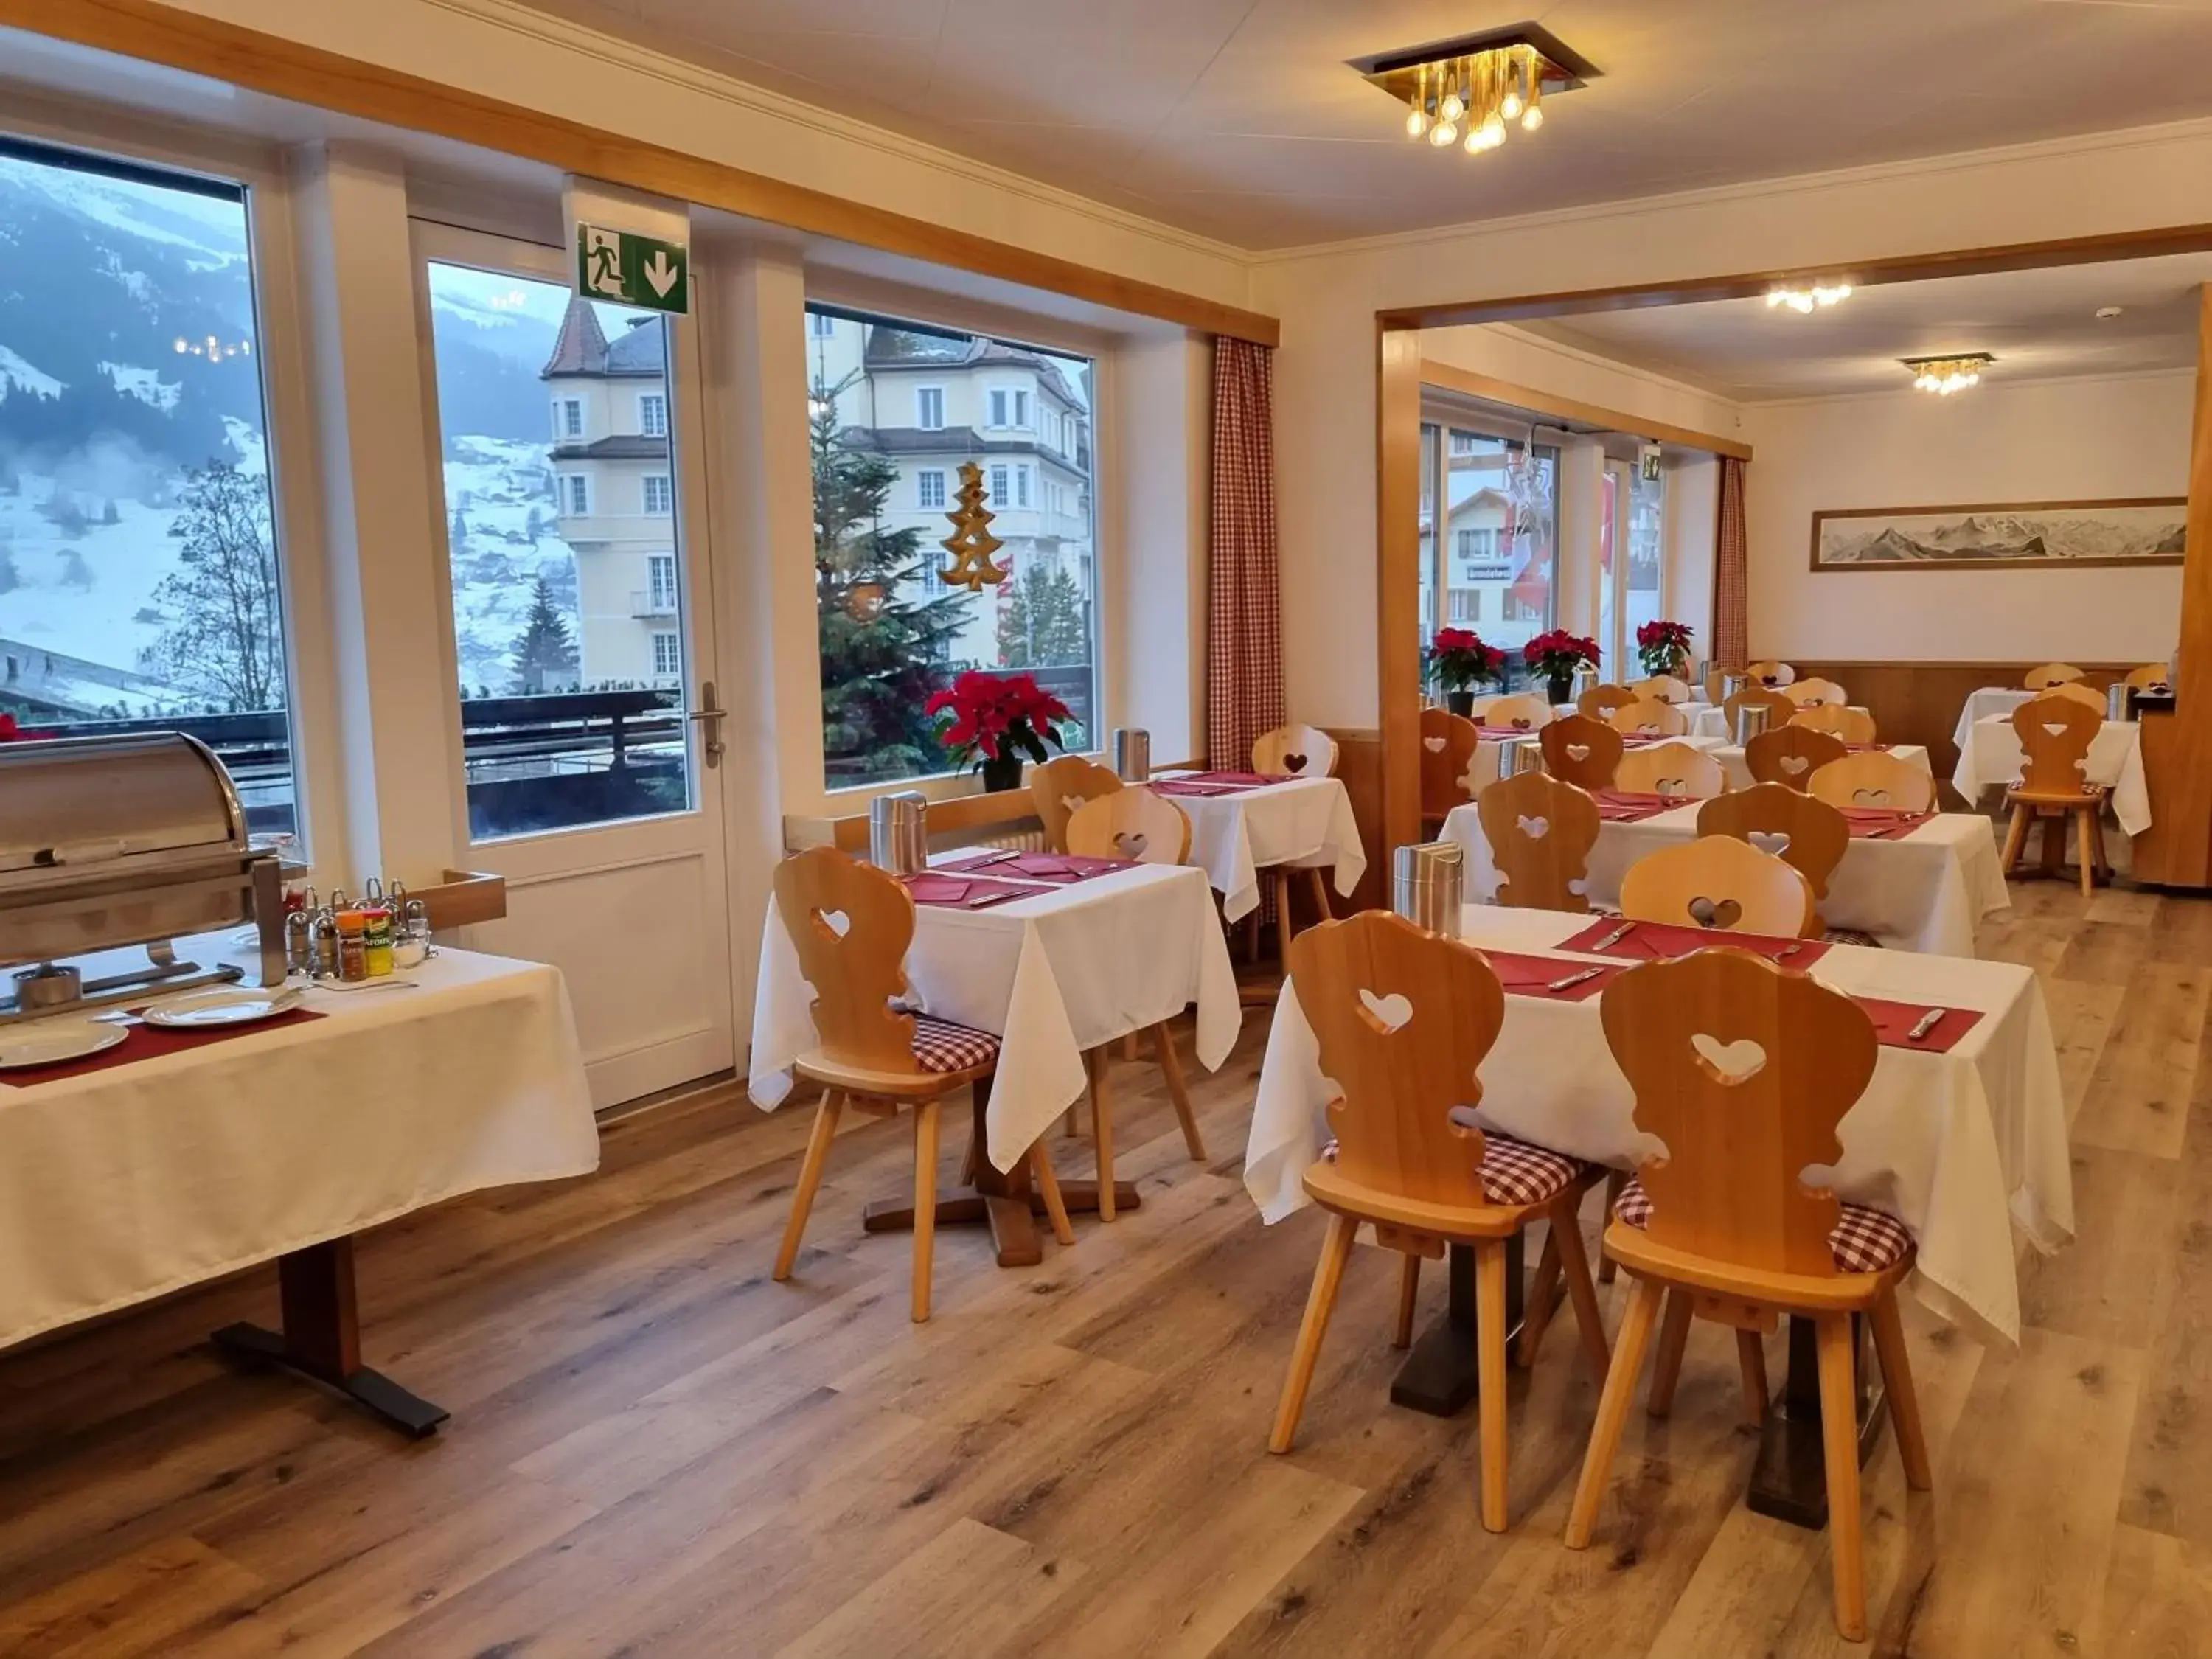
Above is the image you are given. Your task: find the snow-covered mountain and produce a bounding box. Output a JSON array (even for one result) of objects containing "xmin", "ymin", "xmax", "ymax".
[{"xmin": 1822, "ymin": 507, "xmax": 2185, "ymax": 565}]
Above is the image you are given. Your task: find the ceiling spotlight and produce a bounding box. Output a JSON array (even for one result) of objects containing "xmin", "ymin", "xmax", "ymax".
[
  {"xmin": 1430, "ymin": 119, "xmax": 1459, "ymax": 147},
  {"xmin": 2095, "ymin": 305, "xmax": 2124, "ymax": 320},
  {"xmin": 1360, "ymin": 27, "xmax": 1594, "ymax": 161},
  {"xmin": 1765, "ymin": 282, "xmax": 1853, "ymax": 314},
  {"xmin": 1904, "ymin": 352, "xmax": 1994, "ymax": 395}
]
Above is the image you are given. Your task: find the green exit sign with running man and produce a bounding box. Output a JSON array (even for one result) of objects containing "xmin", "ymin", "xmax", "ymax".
[{"xmin": 575, "ymin": 223, "xmax": 690, "ymax": 316}]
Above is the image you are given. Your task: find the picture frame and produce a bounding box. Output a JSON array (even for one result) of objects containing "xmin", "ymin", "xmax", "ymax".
[{"xmin": 1808, "ymin": 496, "xmax": 2185, "ymax": 572}]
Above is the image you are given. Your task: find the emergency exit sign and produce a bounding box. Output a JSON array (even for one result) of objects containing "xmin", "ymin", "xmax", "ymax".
[{"xmin": 575, "ymin": 223, "xmax": 689, "ymax": 316}]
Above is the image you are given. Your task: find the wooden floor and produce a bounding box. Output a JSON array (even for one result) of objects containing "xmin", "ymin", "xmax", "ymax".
[{"xmin": 4, "ymin": 881, "xmax": 2211, "ymax": 1656}]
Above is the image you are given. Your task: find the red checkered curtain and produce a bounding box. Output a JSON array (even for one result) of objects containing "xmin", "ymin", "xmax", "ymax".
[
  {"xmin": 1208, "ymin": 338, "xmax": 1284, "ymax": 770},
  {"xmin": 1713, "ymin": 456, "xmax": 1750, "ymax": 668}
]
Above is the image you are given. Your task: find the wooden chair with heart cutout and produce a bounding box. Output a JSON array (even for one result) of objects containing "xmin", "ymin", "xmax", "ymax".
[
  {"xmin": 1723, "ymin": 685, "xmax": 1797, "ymax": 732},
  {"xmin": 1567, "ymin": 950, "xmax": 1927, "ymax": 1642},
  {"xmin": 1696, "ymin": 785, "xmax": 1848, "ymax": 937},
  {"xmin": 1606, "ymin": 698, "xmax": 1689, "ymax": 737},
  {"xmin": 771, "ymin": 846, "xmax": 1071, "ymax": 1323},
  {"xmin": 1478, "ymin": 692, "xmax": 1553, "ymax": 731},
  {"xmin": 1029, "ymin": 754, "xmax": 1123, "ymax": 853},
  {"xmin": 1576, "ymin": 682, "xmax": 1639, "ymax": 721},
  {"xmin": 1062, "ymin": 789, "xmax": 1208, "ymax": 1209},
  {"xmin": 1744, "ymin": 724, "xmax": 1846, "ymax": 791},
  {"xmin": 1746, "ymin": 658, "xmax": 1795, "ymax": 687},
  {"xmin": 1477, "ymin": 771, "xmax": 1601, "ymax": 914},
  {"xmin": 1613, "ymin": 742, "xmax": 1726, "ymax": 801},
  {"xmin": 1270, "ymin": 911, "xmax": 1611, "ymax": 1532},
  {"xmin": 1539, "ymin": 714, "xmax": 1623, "ymax": 792},
  {"xmin": 2124, "ymin": 661, "xmax": 2170, "ymax": 692},
  {"xmin": 1419, "ymin": 706, "xmax": 1481, "ymax": 832},
  {"xmin": 1253, "ymin": 724, "xmax": 1340, "ymax": 779},
  {"xmin": 1618, "ymin": 835, "xmax": 1815, "ymax": 936},
  {"xmin": 1785, "ymin": 675, "xmax": 1846, "ymax": 707},
  {"xmin": 1998, "ymin": 692, "xmax": 2109, "ymax": 896},
  {"xmin": 2023, "ymin": 661, "xmax": 2085, "ymax": 689},
  {"xmin": 1807, "ymin": 750, "xmax": 1935, "ymax": 815},
  {"xmin": 2039, "ymin": 678, "xmax": 2106, "ymax": 714},
  {"xmin": 1629, "ymin": 673, "xmax": 1692, "ymax": 705},
  {"xmin": 1787, "ymin": 703, "xmax": 1877, "ymax": 745}
]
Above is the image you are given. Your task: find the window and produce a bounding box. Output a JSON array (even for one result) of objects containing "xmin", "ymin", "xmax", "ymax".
[
  {"xmin": 803, "ymin": 300, "xmax": 1098, "ymax": 788},
  {"xmin": 555, "ymin": 398, "xmax": 583, "ymax": 439},
  {"xmin": 425, "ymin": 262, "xmax": 695, "ymax": 838},
  {"xmin": 1441, "ymin": 426, "xmax": 1557, "ymax": 655},
  {"xmin": 0, "ymin": 139, "xmax": 302, "ymax": 842},
  {"xmin": 809, "ymin": 311, "xmax": 835, "ymax": 338},
  {"xmin": 1449, "ymin": 591, "xmax": 1482, "ymax": 622}
]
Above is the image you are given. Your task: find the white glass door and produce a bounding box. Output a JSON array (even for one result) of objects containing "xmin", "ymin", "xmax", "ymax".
[{"xmin": 413, "ymin": 223, "xmax": 735, "ymax": 1107}]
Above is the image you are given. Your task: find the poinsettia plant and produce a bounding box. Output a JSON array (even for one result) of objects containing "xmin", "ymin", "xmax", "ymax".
[
  {"xmin": 1635, "ymin": 619, "xmax": 1694, "ymax": 678},
  {"xmin": 1524, "ymin": 629, "xmax": 1601, "ymax": 686},
  {"xmin": 1425, "ymin": 627, "xmax": 1506, "ymax": 694},
  {"xmin": 925, "ymin": 669, "xmax": 1071, "ymax": 779},
  {"xmin": 0, "ymin": 714, "xmax": 38, "ymax": 742}
]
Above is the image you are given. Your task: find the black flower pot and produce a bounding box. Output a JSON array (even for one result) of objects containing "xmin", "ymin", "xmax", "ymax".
[
  {"xmin": 1444, "ymin": 690, "xmax": 1475, "ymax": 717},
  {"xmin": 980, "ymin": 754, "xmax": 1024, "ymax": 793}
]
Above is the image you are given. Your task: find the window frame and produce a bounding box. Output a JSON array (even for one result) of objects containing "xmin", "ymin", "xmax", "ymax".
[
  {"xmin": 916, "ymin": 467, "xmax": 947, "ymax": 510},
  {"xmin": 637, "ymin": 392, "xmax": 667, "ymax": 438},
  {"xmin": 643, "ymin": 473, "xmax": 672, "ymax": 515},
  {"xmin": 915, "ymin": 385, "xmax": 945, "ymax": 430}
]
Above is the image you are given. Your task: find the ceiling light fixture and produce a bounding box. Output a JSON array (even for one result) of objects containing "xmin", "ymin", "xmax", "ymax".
[
  {"xmin": 1353, "ymin": 24, "xmax": 1597, "ymax": 161},
  {"xmin": 2095, "ymin": 305, "xmax": 2124, "ymax": 320},
  {"xmin": 1905, "ymin": 353, "xmax": 1994, "ymax": 396},
  {"xmin": 1765, "ymin": 282, "xmax": 1854, "ymax": 314}
]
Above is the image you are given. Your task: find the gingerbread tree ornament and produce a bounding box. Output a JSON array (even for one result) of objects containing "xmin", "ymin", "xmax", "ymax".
[{"xmin": 937, "ymin": 461, "xmax": 1009, "ymax": 591}]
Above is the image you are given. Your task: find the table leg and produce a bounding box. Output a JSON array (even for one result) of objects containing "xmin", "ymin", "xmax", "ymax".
[
  {"xmin": 211, "ymin": 1237, "xmax": 448, "ymax": 1438},
  {"xmin": 1388, "ymin": 1234, "xmax": 1526, "ymax": 1416},
  {"xmin": 1745, "ymin": 1312, "xmax": 1887, "ymax": 1530}
]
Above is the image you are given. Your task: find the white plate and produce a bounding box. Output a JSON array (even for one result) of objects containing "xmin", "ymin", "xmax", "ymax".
[
  {"xmin": 0, "ymin": 1020, "xmax": 127, "ymax": 1070},
  {"xmin": 140, "ymin": 987, "xmax": 300, "ymax": 1029}
]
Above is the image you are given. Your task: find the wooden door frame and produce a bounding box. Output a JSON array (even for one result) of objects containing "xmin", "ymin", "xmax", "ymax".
[{"xmin": 1372, "ymin": 223, "xmax": 2212, "ymax": 869}]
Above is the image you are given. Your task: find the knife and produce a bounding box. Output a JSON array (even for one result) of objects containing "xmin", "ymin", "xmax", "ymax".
[
  {"xmin": 1906, "ymin": 1007, "xmax": 1944, "ymax": 1042},
  {"xmin": 1546, "ymin": 965, "xmax": 1605, "ymax": 993},
  {"xmin": 1774, "ymin": 942, "xmax": 1803, "ymax": 960},
  {"xmin": 1590, "ymin": 920, "xmax": 1635, "ymax": 952}
]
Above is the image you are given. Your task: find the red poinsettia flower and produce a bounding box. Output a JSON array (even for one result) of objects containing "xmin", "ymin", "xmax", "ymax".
[
  {"xmin": 1427, "ymin": 628, "xmax": 1507, "ymax": 693},
  {"xmin": 928, "ymin": 669, "xmax": 1071, "ymax": 774}
]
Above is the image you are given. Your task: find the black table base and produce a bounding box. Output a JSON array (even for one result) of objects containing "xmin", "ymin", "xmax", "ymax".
[
  {"xmin": 1388, "ymin": 1235, "xmax": 1526, "ymax": 1416},
  {"xmin": 1745, "ymin": 1313, "xmax": 1886, "ymax": 1531}
]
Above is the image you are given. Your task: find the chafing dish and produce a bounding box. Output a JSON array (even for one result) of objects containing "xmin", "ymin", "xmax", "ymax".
[{"xmin": 0, "ymin": 733, "xmax": 285, "ymax": 1020}]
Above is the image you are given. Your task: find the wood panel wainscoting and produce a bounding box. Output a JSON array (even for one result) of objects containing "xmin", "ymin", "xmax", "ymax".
[{"xmin": 1324, "ymin": 728, "xmax": 1386, "ymax": 914}]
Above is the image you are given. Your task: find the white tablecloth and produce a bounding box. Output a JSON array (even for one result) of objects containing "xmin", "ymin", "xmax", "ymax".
[
  {"xmin": 1951, "ymin": 714, "xmax": 2151, "ymax": 835},
  {"xmin": 1952, "ymin": 687, "xmax": 2037, "ymax": 748},
  {"xmin": 1242, "ymin": 906, "xmax": 2070, "ymax": 1347},
  {"xmin": 750, "ymin": 860, "xmax": 1239, "ymax": 1171},
  {"xmin": 0, "ymin": 944, "xmax": 599, "ymax": 1354},
  {"xmin": 1155, "ymin": 774, "xmax": 1367, "ymax": 922},
  {"xmin": 1691, "ymin": 703, "xmax": 1871, "ymax": 742},
  {"xmin": 1706, "ymin": 741, "xmax": 1932, "ymax": 794},
  {"xmin": 1441, "ymin": 797, "xmax": 2007, "ymax": 957}
]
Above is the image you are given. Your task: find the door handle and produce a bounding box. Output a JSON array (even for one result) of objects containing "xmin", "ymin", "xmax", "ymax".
[{"xmin": 689, "ymin": 680, "xmax": 727, "ymax": 769}]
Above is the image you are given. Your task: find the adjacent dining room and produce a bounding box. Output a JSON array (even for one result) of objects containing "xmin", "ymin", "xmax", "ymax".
[{"xmin": 5, "ymin": 3, "xmax": 2212, "ymax": 1657}]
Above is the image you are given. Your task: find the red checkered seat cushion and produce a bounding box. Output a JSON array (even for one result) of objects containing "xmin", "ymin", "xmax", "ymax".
[
  {"xmin": 909, "ymin": 1015, "xmax": 1001, "ymax": 1074},
  {"xmin": 1318, "ymin": 1132, "xmax": 1585, "ymax": 1207},
  {"xmin": 1613, "ymin": 1176, "xmax": 1911, "ymax": 1274}
]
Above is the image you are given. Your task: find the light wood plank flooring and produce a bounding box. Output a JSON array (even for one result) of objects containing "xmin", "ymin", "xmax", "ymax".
[{"xmin": 1, "ymin": 881, "xmax": 2205, "ymax": 1657}]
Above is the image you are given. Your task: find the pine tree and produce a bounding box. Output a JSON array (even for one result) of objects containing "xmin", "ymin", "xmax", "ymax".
[
  {"xmin": 100, "ymin": 499, "xmax": 119, "ymax": 526},
  {"xmin": 150, "ymin": 462, "xmax": 285, "ymax": 712},
  {"xmin": 451, "ymin": 505, "xmax": 469, "ymax": 544},
  {"xmin": 810, "ymin": 370, "xmax": 970, "ymax": 782},
  {"xmin": 996, "ymin": 558, "xmax": 1089, "ymax": 669},
  {"xmin": 508, "ymin": 574, "xmax": 579, "ymax": 694}
]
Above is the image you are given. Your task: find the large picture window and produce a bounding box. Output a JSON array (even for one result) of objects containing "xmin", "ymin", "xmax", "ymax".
[
  {"xmin": 804, "ymin": 302, "xmax": 1097, "ymax": 789},
  {"xmin": 0, "ymin": 138, "xmax": 301, "ymax": 839},
  {"xmin": 1419, "ymin": 420, "xmax": 1559, "ymax": 687}
]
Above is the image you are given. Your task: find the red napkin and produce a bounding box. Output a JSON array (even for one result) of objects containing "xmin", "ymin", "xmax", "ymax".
[
  {"xmin": 1591, "ymin": 790, "xmax": 1680, "ymax": 824},
  {"xmin": 1854, "ymin": 995, "xmax": 1982, "ymax": 1052},
  {"xmin": 1557, "ymin": 917, "xmax": 1832, "ymax": 967},
  {"xmin": 939, "ymin": 851, "xmax": 1133, "ymax": 882},
  {"xmin": 1839, "ymin": 807, "xmax": 1935, "ymax": 841},
  {"xmin": 1476, "ymin": 950, "xmax": 1628, "ymax": 1002},
  {"xmin": 902, "ymin": 873, "xmax": 1055, "ymax": 909},
  {"xmin": 0, "ymin": 1007, "xmax": 326, "ymax": 1090},
  {"xmin": 1175, "ymin": 770, "xmax": 1273, "ymax": 786}
]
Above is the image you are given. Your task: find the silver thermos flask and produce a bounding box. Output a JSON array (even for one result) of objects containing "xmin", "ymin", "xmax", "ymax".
[
  {"xmin": 1111, "ymin": 727, "xmax": 1151, "ymax": 782},
  {"xmin": 1392, "ymin": 841, "xmax": 1465, "ymax": 939},
  {"xmin": 1733, "ymin": 702, "xmax": 1772, "ymax": 746},
  {"xmin": 2106, "ymin": 681, "xmax": 2131, "ymax": 723},
  {"xmin": 869, "ymin": 791, "xmax": 929, "ymax": 874}
]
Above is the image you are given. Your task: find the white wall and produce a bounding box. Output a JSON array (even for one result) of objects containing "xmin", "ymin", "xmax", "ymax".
[{"xmin": 1742, "ymin": 372, "xmax": 2192, "ymax": 662}]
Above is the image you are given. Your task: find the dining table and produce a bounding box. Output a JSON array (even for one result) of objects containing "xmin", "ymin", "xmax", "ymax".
[
  {"xmin": 1244, "ymin": 903, "xmax": 2070, "ymax": 1526},
  {"xmin": 1147, "ymin": 770, "xmax": 1368, "ymax": 921},
  {"xmin": 1951, "ymin": 712, "xmax": 2152, "ymax": 835},
  {"xmin": 1705, "ymin": 740, "xmax": 1933, "ymax": 794},
  {"xmin": 1691, "ymin": 703, "xmax": 1870, "ymax": 742}
]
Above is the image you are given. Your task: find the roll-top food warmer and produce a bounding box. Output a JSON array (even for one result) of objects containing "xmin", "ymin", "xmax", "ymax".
[{"xmin": 0, "ymin": 733, "xmax": 285, "ymax": 1019}]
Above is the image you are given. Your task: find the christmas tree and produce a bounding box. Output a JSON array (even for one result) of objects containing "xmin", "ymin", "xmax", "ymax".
[
  {"xmin": 508, "ymin": 574, "xmax": 578, "ymax": 694},
  {"xmin": 811, "ymin": 371, "xmax": 970, "ymax": 784},
  {"xmin": 996, "ymin": 558, "xmax": 1090, "ymax": 669}
]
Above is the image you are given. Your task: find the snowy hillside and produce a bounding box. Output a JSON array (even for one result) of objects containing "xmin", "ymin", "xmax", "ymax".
[{"xmin": 442, "ymin": 436, "xmax": 580, "ymax": 694}]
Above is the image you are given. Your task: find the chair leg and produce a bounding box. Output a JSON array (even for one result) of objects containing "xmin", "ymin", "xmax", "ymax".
[
  {"xmin": 1032, "ymin": 1141, "xmax": 1077, "ymax": 1247},
  {"xmin": 1394, "ymin": 1252, "xmax": 1421, "ymax": 1349},
  {"xmin": 1269, "ymin": 1211, "xmax": 1357, "ymax": 1454},
  {"xmin": 1152, "ymin": 1023, "xmax": 1206, "ymax": 1161},
  {"xmin": 1516, "ymin": 1225, "xmax": 1561, "ymax": 1368},
  {"xmin": 2040, "ymin": 812, "xmax": 2065, "ymax": 878},
  {"xmin": 1551, "ymin": 1203, "xmax": 1613, "ymax": 1387},
  {"xmin": 1816, "ymin": 1313, "xmax": 1867, "ymax": 1641},
  {"xmin": 911, "ymin": 1098, "xmax": 941, "ymax": 1324},
  {"xmin": 2000, "ymin": 801, "xmax": 2030, "ymax": 875},
  {"xmin": 1121, "ymin": 1032, "xmax": 1140, "ymax": 1062},
  {"xmin": 1475, "ymin": 1237, "xmax": 1512, "ymax": 1532},
  {"xmin": 1597, "ymin": 1171, "xmax": 1627, "ymax": 1284},
  {"xmin": 1273, "ymin": 870, "xmax": 1296, "ymax": 970},
  {"xmin": 773, "ymin": 1090, "xmax": 845, "ymax": 1281},
  {"xmin": 1869, "ymin": 1289, "xmax": 1933, "ymax": 1491},
  {"xmin": 2076, "ymin": 806, "xmax": 2098, "ymax": 897},
  {"xmin": 1735, "ymin": 1329, "xmax": 1770, "ymax": 1427},
  {"xmin": 1087, "ymin": 1048, "xmax": 1117, "ymax": 1222},
  {"xmin": 1305, "ymin": 866, "xmax": 1333, "ymax": 922},
  {"xmin": 1566, "ymin": 1275, "xmax": 1666, "ymax": 1548},
  {"xmin": 1647, "ymin": 1289, "xmax": 1694, "ymax": 1417}
]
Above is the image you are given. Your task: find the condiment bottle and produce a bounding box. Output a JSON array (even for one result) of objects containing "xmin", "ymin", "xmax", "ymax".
[
  {"xmin": 362, "ymin": 905, "xmax": 394, "ymax": 978},
  {"xmin": 312, "ymin": 909, "xmax": 340, "ymax": 979},
  {"xmin": 335, "ymin": 908, "xmax": 369, "ymax": 983}
]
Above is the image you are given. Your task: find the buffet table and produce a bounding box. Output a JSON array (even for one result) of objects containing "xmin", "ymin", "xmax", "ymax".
[{"xmin": 0, "ymin": 941, "xmax": 599, "ymax": 1433}]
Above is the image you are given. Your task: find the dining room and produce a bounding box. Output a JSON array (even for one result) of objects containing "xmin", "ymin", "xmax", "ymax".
[{"xmin": 6, "ymin": 2, "xmax": 2212, "ymax": 1656}]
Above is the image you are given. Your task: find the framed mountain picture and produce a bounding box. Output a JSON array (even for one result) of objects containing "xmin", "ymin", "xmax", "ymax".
[{"xmin": 1809, "ymin": 497, "xmax": 2186, "ymax": 571}]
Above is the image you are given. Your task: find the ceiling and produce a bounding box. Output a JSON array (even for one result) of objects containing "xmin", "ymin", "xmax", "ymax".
[
  {"xmin": 1517, "ymin": 251, "xmax": 2212, "ymax": 400},
  {"xmin": 508, "ymin": 0, "xmax": 2212, "ymax": 249}
]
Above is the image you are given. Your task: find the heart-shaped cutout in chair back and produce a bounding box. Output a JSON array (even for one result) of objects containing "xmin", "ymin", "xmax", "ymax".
[
  {"xmin": 1114, "ymin": 830, "xmax": 1150, "ymax": 860},
  {"xmin": 1357, "ymin": 987, "xmax": 1414, "ymax": 1032},
  {"xmin": 1690, "ymin": 1032, "xmax": 1767, "ymax": 1085},
  {"xmin": 813, "ymin": 907, "xmax": 852, "ymax": 939},
  {"xmin": 1654, "ymin": 775, "xmax": 1691, "ymax": 798},
  {"xmin": 1507, "ymin": 718, "xmax": 1534, "ymax": 731},
  {"xmin": 1061, "ymin": 792, "xmax": 1093, "ymax": 815},
  {"xmin": 1282, "ymin": 751, "xmax": 1309, "ymax": 773},
  {"xmin": 1750, "ymin": 831, "xmax": 1792, "ymax": 858},
  {"xmin": 1778, "ymin": 754, "xmax": 1810, "ymax": 776},
  {"xmin": 1565, "ymin": 742, "xmax": 1591, "ymax": 762},
  {"xmin": 2041, "ymin": 721, "xmax": 2072, "ymax": 740},
  {"xmin": 1686, "ymin": 894, "xmax": 1744, "ymax": 929},
  {"xmin": 1515, "ymin": 813, "xmax": 1551, "ymax": 841},
  {"xmin": 1423, "ymin": 734, "xmax": 1447, "ymax": 753},
  {"xmin": 1851, "ymin": 787, "xmax": 1893, "ymax": 807}
]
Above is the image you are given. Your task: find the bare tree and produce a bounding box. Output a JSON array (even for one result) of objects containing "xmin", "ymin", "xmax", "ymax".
[{"xmin": 152, "ymin": 462, "xmax": 285, "ymax": 712}]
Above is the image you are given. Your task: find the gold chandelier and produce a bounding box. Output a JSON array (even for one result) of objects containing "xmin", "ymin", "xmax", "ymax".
[
  {"xmin": 1905, "ymin": 353, "xmax": 1994, "ymax": 396},
  {"xmin": 1356, "ymin": 29, "xmax": 1594, "ymax": 160}
]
